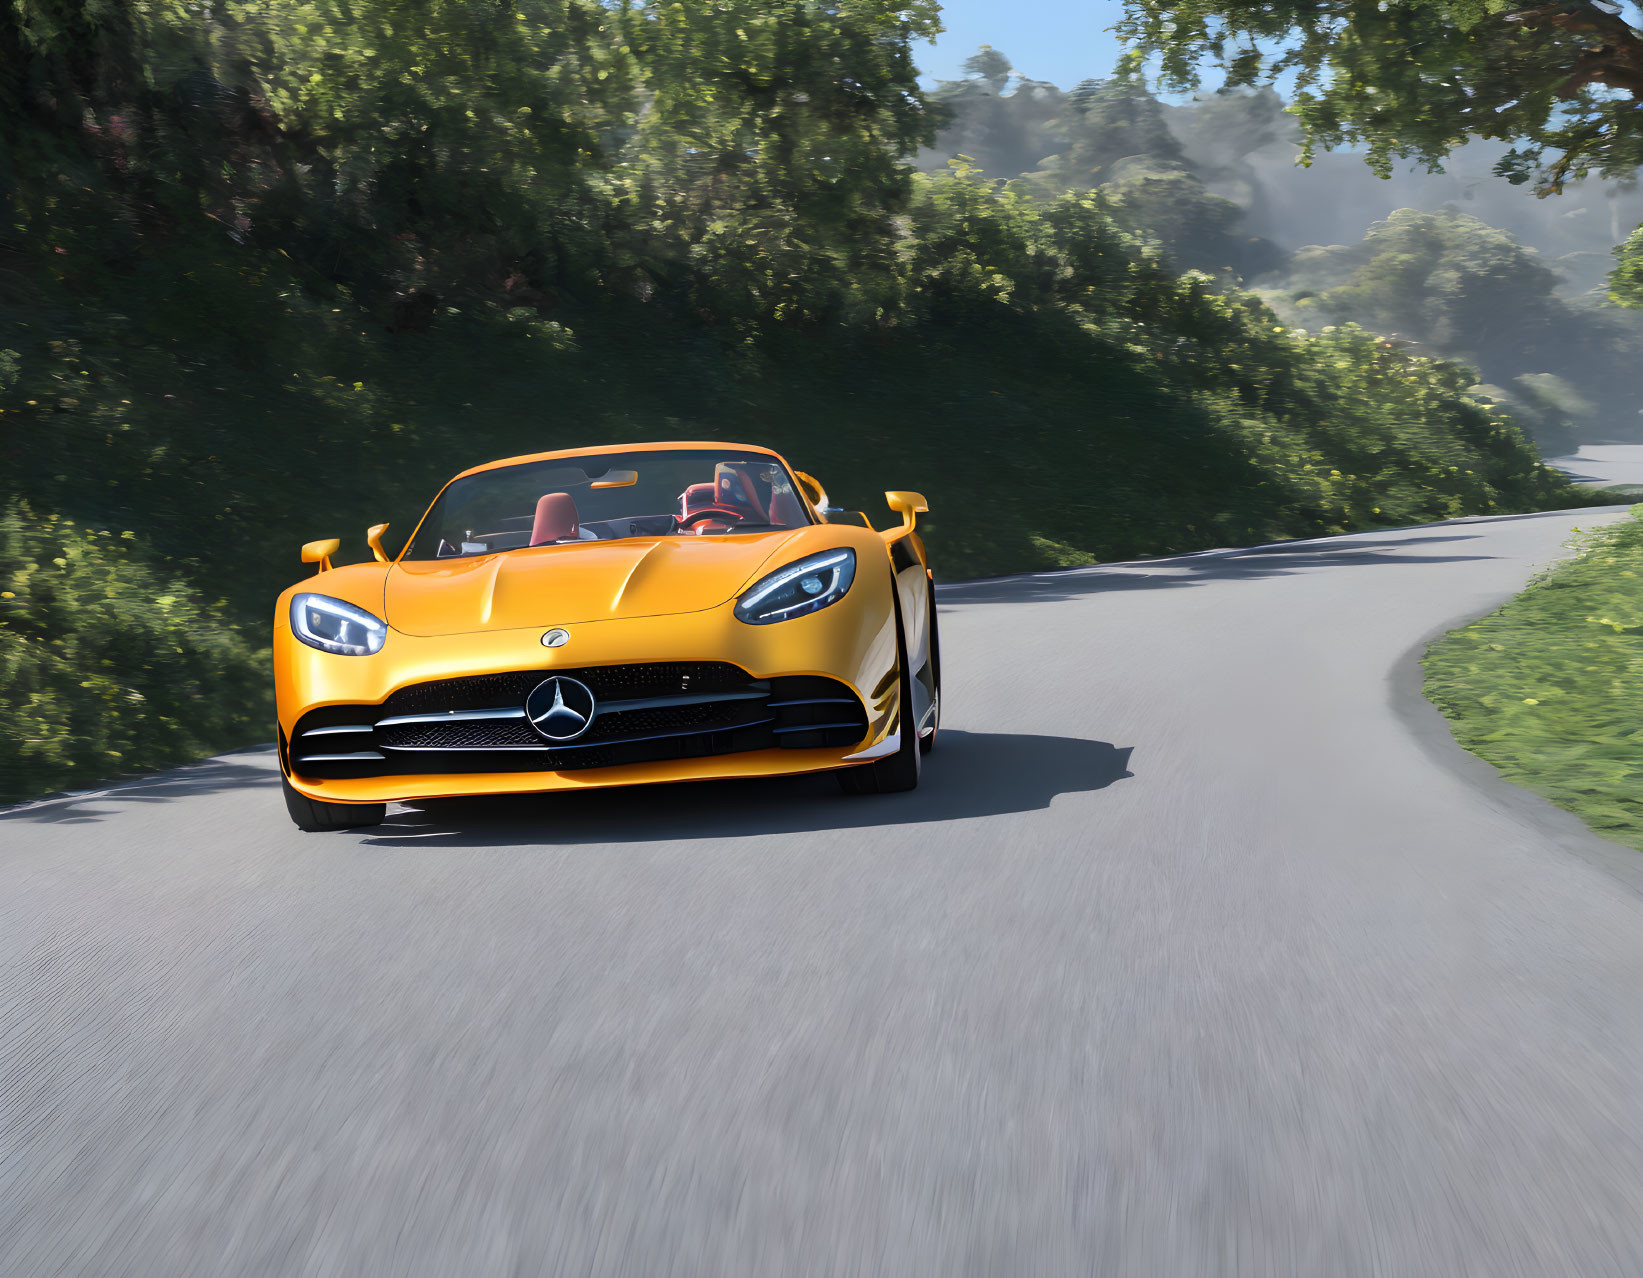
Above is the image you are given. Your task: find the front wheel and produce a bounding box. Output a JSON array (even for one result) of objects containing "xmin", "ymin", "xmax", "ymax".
[
  {"xmin": 839, "ymin": 593, "xmax": 921, "ymax": 795},
  {"xmin": 282, "ymin": 776, "xmax": 387, "ymax": 832}
]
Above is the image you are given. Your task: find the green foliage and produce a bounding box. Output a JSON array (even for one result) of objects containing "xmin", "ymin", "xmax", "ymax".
[
  {"xmin": 614, "ymin": 0, "xmax": 943, "ymax": 326},
  {"xmin": 1058, "ymin": 76, "xmax": 1187, "ymax": 182},
  {"xmin": 963, "ymin": 45, "xmax": 1012, "ymax": 89},
  {"xmin": 0, "ymin": 502, "xmax": 269, "ymax": 803},
  {"xmin": 1614, "ymin": 222, "xmax": 1643, "ymax": 305},
  {"xmin": 1260, "ymin": 208, "xmax": 1643, "ymax": 447},
  {"xmin": 921, "ymin": 62, "xmax": 1284, "ymax": 279},
  {"xmin": 1117, "ymin": 0, "xmax": 1643, "ymax": 301},
  {"xmin": 1425, "ymin": 507, "xmax": 1643, "ymax": 851},
  {"xmin": 1118, "ymin": 0, "xmax": 1643, "ymax": 188},
  {"xmin": 1102, "ymin": 168, "xmax": 1282, "ymax": 279}
]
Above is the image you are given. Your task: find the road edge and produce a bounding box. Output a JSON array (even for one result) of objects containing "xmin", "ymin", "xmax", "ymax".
[{"xmin": 1386, "ymin": 512, "xmax": 1643, "ymax": 896}]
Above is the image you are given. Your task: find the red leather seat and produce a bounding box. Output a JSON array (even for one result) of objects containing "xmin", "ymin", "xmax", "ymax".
[
  {"xmin": 679, "ymin": 483, "xmax": 716, "ymax": 519},
  {"xmin": 714, "ymin": 463, "xmax": 769, "ymax": 522},
  {"xmin": 530, "ymin": 492, "xmax": 579, "ymax": 546}
]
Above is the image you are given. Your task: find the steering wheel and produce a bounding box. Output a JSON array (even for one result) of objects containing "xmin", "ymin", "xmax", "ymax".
[{"xmin": 677, "ymin": 505, "xmax": 748, "ymax": 530}]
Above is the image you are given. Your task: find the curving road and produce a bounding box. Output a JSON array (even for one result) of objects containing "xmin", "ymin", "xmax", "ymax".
[
  {"xmin": 1548, "ymin": 444, "xmax": 1643, "ymax": 489},
  {"xmin": 6, "ymin": 503, "xmax": 1643, "ymax": 1276}
]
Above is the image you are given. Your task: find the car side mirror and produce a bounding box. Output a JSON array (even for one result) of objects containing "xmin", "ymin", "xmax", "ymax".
[
  {"xmin": 367, "ymin": 523, "xmax": 391, "ymax": 563},
  {"xmin": 302, "ymin": 538, "xmax": 341, "ymax": 574},
  {"xmin": 884, "ymin": 491, "xmax": 929, "ymax": 533}
]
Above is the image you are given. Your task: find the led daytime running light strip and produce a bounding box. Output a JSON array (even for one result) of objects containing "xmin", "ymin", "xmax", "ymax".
[{"xmin": 739, "ymin": 549, "xmax": 853, "ymax": 613}]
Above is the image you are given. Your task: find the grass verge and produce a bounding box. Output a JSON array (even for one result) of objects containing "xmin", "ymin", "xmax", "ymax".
[{"xmin": 1424, "ymin": 506, "xmax": 1643, "ymax": 851}]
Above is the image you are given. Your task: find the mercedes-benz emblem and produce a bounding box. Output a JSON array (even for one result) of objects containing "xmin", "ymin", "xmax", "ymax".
[
  {"xmin": 525, "ymin": 676, "xmax": 596, "ymax": 742},
  {"xmin": 541, "ymin": 628, "xmax": 570, "ymax": 648}
]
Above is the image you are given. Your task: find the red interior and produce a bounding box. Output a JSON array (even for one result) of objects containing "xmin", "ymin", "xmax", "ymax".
[
  {"xmin": 530, "ymin": 492, "xmax": 580, "ymax": 545},
  {"xmin": 768, "ymin": 488, "xmax": 802, "ymax": 526},
  {"xmin": 714, "ymin": 463, "xmax": 769, "ymax": 522},
  {"xmin": 679, "ymin": 483, "xmax": 716, "ymax": 519}
]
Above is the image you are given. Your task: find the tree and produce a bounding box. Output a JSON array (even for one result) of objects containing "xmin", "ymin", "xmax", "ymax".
[
  {"xmin": 1117, "ymin": 0, "xmax": 1643, "ymax": 301},
  {"xmin": 922, "ymin": 49, "xmax": 1068, "ymax": 189},
  {"xmin": 1060, "ymin": 76, "xmax": 1186, "ymax": 180},
  {"xmin": 1104, "ymin": 168, "xmax": 1285, "ymax": 277},
  {"xmin": 1615, "ymin": 221, "xmax": 1643, "ymax": 302},
  {"xmin": 963, "ymin": 45, "xmax": 1013, "ymax": 92},
  {"xmin": 1259, "ymin": 207, "xmax": 1643, "ymax": 443},
  {"xmin": 919, "ymin": 69, "xmax": 1284, "ymax": 278},
  {"xmin": 615, "ymin": 0, "xmax": 943, "ymax": 325}
]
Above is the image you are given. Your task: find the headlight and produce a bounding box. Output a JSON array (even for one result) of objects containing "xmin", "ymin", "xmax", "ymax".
[
  {"xmin": 290, "ymin": 593, "xmax": 387, "ymax": 656},
  {"xmin": 735, "ymin": 549, "xmax": 856, "ymax": 624}
]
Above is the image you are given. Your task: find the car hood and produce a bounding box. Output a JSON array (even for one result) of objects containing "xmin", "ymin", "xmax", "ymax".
[{"xmin": 384, "ymin": 533, "xmax": 803, "ymax": 636}]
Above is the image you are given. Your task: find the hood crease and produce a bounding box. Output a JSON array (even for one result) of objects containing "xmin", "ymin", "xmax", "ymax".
[{"xmin": 384, "ymin": 532, "xmax": 804, "ymax": 637}]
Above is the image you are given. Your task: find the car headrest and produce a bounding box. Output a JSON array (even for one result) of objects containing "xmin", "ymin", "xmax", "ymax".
[
  {"xmin": 714, "ymin": 462, "xmax": 768, "ymax": 520},
  {"xmin": 680, "ymin": 483, "xmax": 716, "ymax": 518},
  {"xmin": 530, "ymin": 492, "xmax": 579, "ymax": 545}
]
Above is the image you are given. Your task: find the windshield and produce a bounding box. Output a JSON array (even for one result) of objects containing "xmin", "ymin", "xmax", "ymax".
[{"xmin": 403, "ymin": 449, "xmax": 813, "ymax": 560}]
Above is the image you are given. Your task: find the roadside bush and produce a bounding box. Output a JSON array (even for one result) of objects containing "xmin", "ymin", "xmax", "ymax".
[
  {"xmin": 1424, "ymin": 507, "xmax": 1643, "ymax": 850},
  {"xmin": 0, "ymin": 503, "xmax": 270, "ymax": 803}
]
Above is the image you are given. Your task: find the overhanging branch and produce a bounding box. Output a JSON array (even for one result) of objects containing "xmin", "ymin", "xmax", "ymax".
[{"xmin": 1506, "ymin": 0, "xmax": 1643, "ymax": 99}]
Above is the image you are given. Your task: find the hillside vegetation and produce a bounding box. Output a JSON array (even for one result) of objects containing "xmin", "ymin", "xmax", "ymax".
[
  {"xmin": 920, "ymin": 57, "xmax": 1643, "ymax": 451},
  {"xmin": 0, "ymin": 0, "xmax": 1601, "ymax": 801}
]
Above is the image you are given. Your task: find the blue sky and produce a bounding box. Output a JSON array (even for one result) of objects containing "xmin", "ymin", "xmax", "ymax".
[{"xmin": 915, "ymin": 0, "xmax": 1131, "ymax": 90}]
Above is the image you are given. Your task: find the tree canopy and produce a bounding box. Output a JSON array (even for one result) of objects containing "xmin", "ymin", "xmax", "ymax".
[
  {"xmin": 1117, "ymin": 0, "xmax": 1643, "ymax": 299},
  {"xmin": 921, "ymin": 58, "xmax": 1285, "ymax": 278},
  {"xmin": 1260, "ymin": 208, "xmax": 1643, "ymax": 447}
]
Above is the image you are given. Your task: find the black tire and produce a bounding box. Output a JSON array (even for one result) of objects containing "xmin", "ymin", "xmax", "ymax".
[
  {"xmin": 839, "ymin": 592, "xmax": 922, "ymax": 795},
  {"xmin": 282, "ymin": 776, "xmax": 387, "ymax": 832},
  {"xmin": 920, "ymin": 585, "xmax": 940, "ymax": 755}
]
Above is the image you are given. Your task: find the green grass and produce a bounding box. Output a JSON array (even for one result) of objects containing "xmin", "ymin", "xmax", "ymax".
[{"xmin": 1424, "ymin": 507, "xmax": 1643, "ymax": 850}]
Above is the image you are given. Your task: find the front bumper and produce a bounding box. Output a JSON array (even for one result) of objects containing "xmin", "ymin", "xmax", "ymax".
[{"xmin": 275, "ymin": 594, "xmax": 899, "ymax": 805}]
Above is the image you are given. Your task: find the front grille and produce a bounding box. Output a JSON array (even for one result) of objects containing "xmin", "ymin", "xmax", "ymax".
[
  {"xmin": 288, "ymin": 664, "xmax": 869, "ymax": 780},
  {"xmin": 378, "ymin": 717, "xmax": 541, "ymax": 750},
  {"xmin": 380, "ymin": 662, "xmax": 752, "ymax": 718}
]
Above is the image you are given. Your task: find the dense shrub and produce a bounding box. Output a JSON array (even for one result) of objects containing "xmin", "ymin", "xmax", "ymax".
[{"xmin": 0, "ymin": 503, "xmax": 269, "ymax": 803}]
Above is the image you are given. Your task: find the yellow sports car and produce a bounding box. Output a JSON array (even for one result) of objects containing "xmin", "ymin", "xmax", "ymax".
[{"xmin": 274, "ymin": 442, "xmax": 939, "ymax": 830}]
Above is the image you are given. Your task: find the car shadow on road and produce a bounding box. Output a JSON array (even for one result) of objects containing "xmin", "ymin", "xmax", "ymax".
[
  {"xmin": 0, "ymin": 750, "xmax": 279, "ymax": 825},
  {"xmin": 939, "ymin": 532, "xmax": 1498, "ymax": 607},
  {"xmin": 361, "ymin": 730, "xmax": 1134, "ymax": 849}
]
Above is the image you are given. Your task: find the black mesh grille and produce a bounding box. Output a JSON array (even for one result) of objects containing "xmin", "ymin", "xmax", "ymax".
[
  {"xmin": 288, "ymin": 665, "xmax": 869, "ymax": 781},
  {"xmin": 591, "ymin": 701, "xmax": 760, "ymax": 737},
  {"xmin": 381, "ymin": 662, "xmax": 751, "ymax": 718},
  {"xmin": 378, "ymin": 718, "xmax": 540, "ymax": 750},
  {"xmin": 380, "ymin": 672, "xmax": 538, "ymax": 716}
]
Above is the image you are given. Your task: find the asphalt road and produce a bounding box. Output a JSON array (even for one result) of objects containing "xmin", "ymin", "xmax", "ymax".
[
  {"xmin": 7, "ymin": 504, "xmax": 1643, "ymax": 1277},
  {"xmin": 1548, "ymin": 444, "xmax": 1643, "ymax": 489}
]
